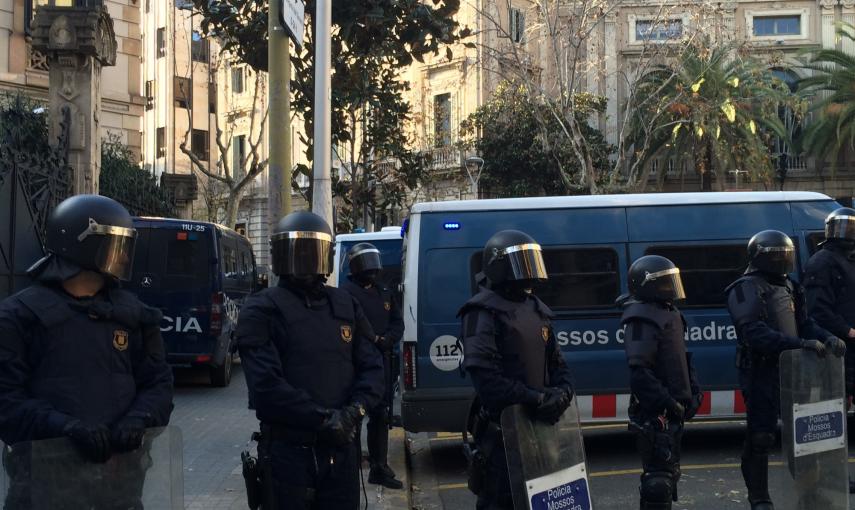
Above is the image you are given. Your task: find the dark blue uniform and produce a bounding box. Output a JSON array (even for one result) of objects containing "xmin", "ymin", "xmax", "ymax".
[
  {"xmin": 236, "ymin": 280, "xmax": 384, "ymax": 510},
  {"xmin": 804, "ymin": 246, "xmax": 855, "ymax": 395},
  {"xmin": 0, "ymin": 283, "xmax": 174, "ymax": 444},
  {"xmin": 0, "ymin": 283, "xmax": 174, "ymax": 509},
  {"xmin": 459, "ymin": 287, "xmax": 574, "ymax": 510}
]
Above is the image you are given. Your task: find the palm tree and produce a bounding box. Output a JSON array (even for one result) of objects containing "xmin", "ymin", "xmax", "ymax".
[
  {"xmin": 628, "ymin": 40, "xmax": 798, "ymax": 191},
  {"xmin": 799, "ymin": 23, "xmax": 855, "ymax": 168}
]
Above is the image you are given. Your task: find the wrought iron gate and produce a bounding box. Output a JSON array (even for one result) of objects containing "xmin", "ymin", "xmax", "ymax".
[{"xmin": 0, "ymin": 106, "xmax": 72, "ymax": 299}]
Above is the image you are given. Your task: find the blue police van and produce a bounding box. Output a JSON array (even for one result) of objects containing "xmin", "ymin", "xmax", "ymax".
[
  {"xmin": 400, "ymin": 191, "xmax": 839, "ymax": 432},
  {"xmin": 128, "ymin": 217, "xmax": 257, "ymax": 387}
]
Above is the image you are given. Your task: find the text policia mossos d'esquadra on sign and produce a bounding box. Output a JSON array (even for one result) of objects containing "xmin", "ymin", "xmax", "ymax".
[{"xmin": 555, "ymin": 322, "xmax": 737, "ymax": 347}]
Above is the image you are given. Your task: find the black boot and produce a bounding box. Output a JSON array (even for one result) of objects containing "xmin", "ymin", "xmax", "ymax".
[
  {"xmin": 368, "ymin": 464, "xmax": 404, "ymax": 490},
  {"xmin": 741, "ymin": 452, "xmax": 774, "ymax": 510}
]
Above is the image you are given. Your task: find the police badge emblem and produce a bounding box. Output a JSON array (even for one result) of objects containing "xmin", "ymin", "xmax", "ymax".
[
  {"xmin": 541, "ymin": 326, "xmax": 550, "ymax": 343},
  {"xmin": 113, "ymin": 330, "xmax": 129, "ymax": 351},
  {"xmin": 341, "ymin": 325, "xmax": 353, "ymax": 342},
  {"xmin": 384, "ymin": 302, "xmax": 391, "ymax": 311}
]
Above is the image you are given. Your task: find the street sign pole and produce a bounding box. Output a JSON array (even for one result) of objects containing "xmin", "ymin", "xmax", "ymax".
[{"xmin": 311, "ymin": 0, "xmax": 333, "ymax": 231}]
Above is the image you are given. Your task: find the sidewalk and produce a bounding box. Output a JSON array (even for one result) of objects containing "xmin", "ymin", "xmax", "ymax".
[{"xmin": 360, "ymin": 426, "xmax": 411, "ymax": 510}]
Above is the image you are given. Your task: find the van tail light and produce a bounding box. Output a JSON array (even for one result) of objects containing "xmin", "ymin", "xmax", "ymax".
[
  {"xmin": 210, "ymin": 292, "xmax": 224, "ymax": 336},
  {"xmin": 403, "ymin": 342, "xmax": 417, "ymax": 390}
]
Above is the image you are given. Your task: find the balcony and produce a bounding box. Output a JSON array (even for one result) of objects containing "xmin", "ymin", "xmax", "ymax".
[{"xmin": 422, "ymin": 146, "xmax": 463, "ymax": 172}]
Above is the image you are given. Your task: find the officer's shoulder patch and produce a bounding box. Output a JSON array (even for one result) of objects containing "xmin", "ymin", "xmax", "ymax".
[
  {"xmin": 384, "ymin": 301, "xmax": 391, "ymax": 311},
  {"xmin": 341, "ymin": 324, "xmax": 353, "ymax": 343},
  {"xmin": 113, "ymin": 330, "xmax": 129, "ymax": 351},
  {"xmin": 541, "ymin": 326, "xmax": 550, "ymax": 343}
]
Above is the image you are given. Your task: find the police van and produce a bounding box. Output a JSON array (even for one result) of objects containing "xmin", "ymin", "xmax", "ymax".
[
  {"xmin": 333, "ymin": 227, "xmax": 404, "ymax": 291},
  {"xmin": 400, "ymin": 192, "xmax": 839, "ymax": 432},
  {"xmin": 128, "ymin": 218, "xmax": 257, "ymax": 387}
]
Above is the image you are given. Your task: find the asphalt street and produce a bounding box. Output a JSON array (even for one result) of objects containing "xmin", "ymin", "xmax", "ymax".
[{"xmin": 409, "ymin": 420, "xmax": 855, "ymax": 510}]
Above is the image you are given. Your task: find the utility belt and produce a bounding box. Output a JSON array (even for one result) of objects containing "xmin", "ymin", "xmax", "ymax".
[
  {"xmin": 259, "ymin": 423, "xmax": 320, "ymax": 446},
  {"xmin": 735, "ymin": 343, "xmax": 778, "ymax": 370}
]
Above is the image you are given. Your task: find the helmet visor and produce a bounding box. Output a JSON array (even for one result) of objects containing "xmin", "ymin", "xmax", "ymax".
[
  {"xmin": 501, "ymin": 243, "xmax": 548, "ymax": 281},
  {"xmin": 755, "ymin": 245, "xmax": 795, "ymax": 275},
  {"xmin": 76, "ymin": 220, "xmax": 137, "ymax": 281},
  {"xmin": 271, "ymin": 231, "xmax": 333, "ymax": 276},
  {"xmin": 644, "ymin": 267, "xmax": 686, "ymax": 302},
  {"xmin": 826, "ymin": 215, "xmax": 855, "ymax": 242},
  {"xmin": 349, "ymin": 247, "xmax": 382, "ymax": 274}
]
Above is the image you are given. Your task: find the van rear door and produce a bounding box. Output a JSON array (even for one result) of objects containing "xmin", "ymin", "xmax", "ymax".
[{"xmin": 129, "ymin": 222, "xmax": 214, "ymax": 364}]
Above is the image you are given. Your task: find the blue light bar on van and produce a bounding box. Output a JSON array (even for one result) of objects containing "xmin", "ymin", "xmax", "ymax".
[{"xmin": 443, "ymin": 222, "xmax": 461, "ymax": 231}]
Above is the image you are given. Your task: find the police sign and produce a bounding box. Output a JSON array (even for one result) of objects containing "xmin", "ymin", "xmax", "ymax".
[
  {"xmin": 527, "ymin": 463, "xmax": 592, "ymax": 510},
  {"xmin": 792, "ymin": 398, "xmax": 846, "ymax": 457}
]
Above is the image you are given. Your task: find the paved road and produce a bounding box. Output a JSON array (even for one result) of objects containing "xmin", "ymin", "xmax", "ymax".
[{"xmin": 409, "ymin": 420, "xmax": 855, "ymax": 509}]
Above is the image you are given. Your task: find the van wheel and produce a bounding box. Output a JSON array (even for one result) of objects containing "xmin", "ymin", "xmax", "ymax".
[{"xmin": 210, "ymin": 353, "xmax": 232, "ymax": 387}]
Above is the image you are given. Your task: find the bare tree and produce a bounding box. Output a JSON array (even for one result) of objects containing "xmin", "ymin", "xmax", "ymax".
[
  {"xmin": 179, "ymin": 62, "xmax": 269, "ymax": 228},
  {"xmin": 471, "ymin": 0, "xmax": 727, "ymax": 193}
]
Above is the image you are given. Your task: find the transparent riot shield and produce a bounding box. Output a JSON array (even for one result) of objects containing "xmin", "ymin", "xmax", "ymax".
[
  {"xmin": 0, "ymin": 426, "xmax": 183, "ymax": 510},
  {"xmin": 778, "ymin": 350, "xmax": 848, "ymax": 509},
  {"xmin": 501, "ymin": 401, "xmax": 592, "ymax": 510}
]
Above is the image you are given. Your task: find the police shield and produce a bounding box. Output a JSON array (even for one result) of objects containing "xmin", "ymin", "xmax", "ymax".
[
  {"xmin": 778, "ymin": 349, "xmax": 848, "ymax": 509},
  {"xmin": 0, "ymin": 426, "xmax": 183, "ymax": 509},
  {"xmin": 501, "ymin": 401, "xmax": 592, "ymax": 510}
]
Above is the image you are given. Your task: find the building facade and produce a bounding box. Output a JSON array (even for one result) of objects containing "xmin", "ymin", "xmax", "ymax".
[{"xmin": 0, "ymin": 0, "xmax": 144, "ymax": 157}]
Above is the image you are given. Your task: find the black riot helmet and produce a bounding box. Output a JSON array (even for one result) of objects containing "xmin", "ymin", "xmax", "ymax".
[
  {"xmin": 747, "ymin": 230, "xmax": 795, "ymax": 276},
  {"xmin": 825, "ymin": 207, "xmax": 855, "ymax": 242},
  {"xmin": 482, "ymin": 230, "xmax": 548, "ymax": 286},
  {"xmin": 348, "ymin": 242, "xmax": 383, "ymax": 275},
  {"xmin": 271, "ymin": 211, "xmax": 333, "ymax": 276},
  {"xmin": 628, "ymin": 255, "xmax": 686, "ymax": 303},
  {"xmin": 39, "ymin": 194, "xmax": 137, "ymax": 281}
]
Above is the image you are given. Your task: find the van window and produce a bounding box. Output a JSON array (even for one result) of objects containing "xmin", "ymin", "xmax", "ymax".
[
  {"xmin": 151, "ymin": 229, "xmax": 211, "ymax": 287},
  {"xmin": 645, "ymin": 245, "xmax": 748, "ymax": 307},
  {"xmin": 469, "ymin": 247, "xmax": 621, "ymax": 310},
  {"xmin": 806, "ymin": 232, "xmax": 825, "ymax": 256},
  {"xmin": 222, "ymin": 243, "xmax": 237, "ymax": 278}
]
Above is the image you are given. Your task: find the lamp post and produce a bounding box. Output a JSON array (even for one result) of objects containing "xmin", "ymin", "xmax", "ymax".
[
  {"xmin": 729, "ymin": 169, "xmax": 749, "ymax": 190},
  {"xmin": 465, "ymin": 156, "xmax": 485, "ymax": 199}
]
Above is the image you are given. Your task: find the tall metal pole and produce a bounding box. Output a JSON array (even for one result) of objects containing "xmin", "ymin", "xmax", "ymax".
[
  {"xmin": 311, "ymin": 0, "xmax": 333, "ymax": 229},
  {"xmin": 268, "ymin": 0, "xmax": 292, "ymax": 236}
]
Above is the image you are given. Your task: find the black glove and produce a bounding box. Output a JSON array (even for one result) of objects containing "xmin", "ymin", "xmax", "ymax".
[
  {"xmin": 665, "ymin": 399, "xmax": 685, "ymax": 421},
  {"xmin": 64, "ymin": 421, "xmax": 112, "ymax": 463},
  {"xmin": 802, "ymin": 339, "xmax": 827, "ymax": 357},
  {"xmin": 534, "ymin": 388, "xmax": 572, "ymax": 425},
  {"xmin": 375, "ymin": 336, "xmax": 394, "ymax": 351},
  {"xmin": 318, "ymin": 404, "xmax": 364, "ymax": 446},
  {"xmin": 110, "ymin": 416, "xmax": 147, "ymax": 453},
  {"xmin": 824, "ymin": 336, "xmax": 847, "ymax": 358},
  {"xmin": 684, "ymin": 392, "xmax": 704, "ymax": 421}
]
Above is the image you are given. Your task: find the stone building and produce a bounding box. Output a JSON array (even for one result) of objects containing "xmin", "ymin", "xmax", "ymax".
[
  {"xmin": 0, "ymin": 0, "xmax": 143, "ymax": 157},
  {"xmin": 403, "ymin": 0, "xmax": 855, "ymax": 203}
]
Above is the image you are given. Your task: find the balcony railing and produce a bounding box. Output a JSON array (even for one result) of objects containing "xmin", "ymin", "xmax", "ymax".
[{"xmin": 422, "ymin": 146, "xmax": 462, "ymax": 171}]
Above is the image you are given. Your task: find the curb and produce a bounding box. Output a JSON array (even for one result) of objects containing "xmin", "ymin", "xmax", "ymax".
[{"xmin": 363, "ymin": 426, "xmax": 410, "ymax": 510}]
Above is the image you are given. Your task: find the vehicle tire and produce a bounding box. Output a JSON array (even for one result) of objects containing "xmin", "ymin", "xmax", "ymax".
[{"xmin": 210, "ymin": 352, "xmax": 232, "ymax": 387}]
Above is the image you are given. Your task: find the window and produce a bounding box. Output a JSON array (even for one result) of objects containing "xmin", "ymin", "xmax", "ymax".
[
  {"xmin": 509, "ymin": 7, "xmax": 524, "ymax": 43},
  {"xmin": 635, "ymin": 19, "xmax": 683, "ymax": 41},
  {"xmin": 753, "ymin": 15, "xmax": 801, "ymax": 37},
  {"xmin": 770, "ymin": 69, "xmax": 804, "ymax": 176},
  {"xmin": 174, "ymin": 76, "xmax": 191, "ymax": 109},
  {"xmin": 222, "ymin": 245, "xmax": 237, "ymax": 277},
  {"xmin": 145, "ymin": 80, "xmax": 155, "ymax": 110},
  {"xmin": 191, "ymin": 31, "xmax": 209, "ymax": 63},
  {"xmin": 645, "ymin": 245, "xmax": 749, "ymax": 307},
  {"xmin": 192, "ymin": 129, "xmax": 209, "ymax": 161},
  {"xmin": 232, "ymin": 135, "xmax": 246, "ymax": 178},
  {"xmin": 468, "ymin": 247, "xmax": 620, "ymax": 310},
  {"xmin": 157, "ymin": 28, "xmax": 166, "ymax": 57},
  {"xmin": 156, "ymin": 127, "xmax": 166, "ymax": 158},
  {"xmin": 433, "ymin": 93, "xmax": 452, "ymax": 147},
  {"xmin": 231, "ymin": 67, "xmax": 244, "ymax": 94}
]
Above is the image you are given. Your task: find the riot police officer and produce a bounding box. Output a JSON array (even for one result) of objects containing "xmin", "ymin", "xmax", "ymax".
[
  {"xmin": 620, "ymin": 255, "xmax": 702, "ymax": 510},
  {"xmin": 726, "ymin": 230, "xmax": 846, "ymax": 510},
  {"xmin": 459, "ymin": 230, "xmax": 574, "ymax": 510},
  {"xmin": 0, "ymin": 195, "xmax": 174, "ymax": 506},
  {"xmin": 236, "ymin": 211, "xmax": 384, "ymax": 509},
  {"xmin": 803, "ymin": 207, "xmax": 855, "ymax": 492},
  {"xmin": 340, "ymin": 243, "xmax": 405, "ymax": 489}
]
